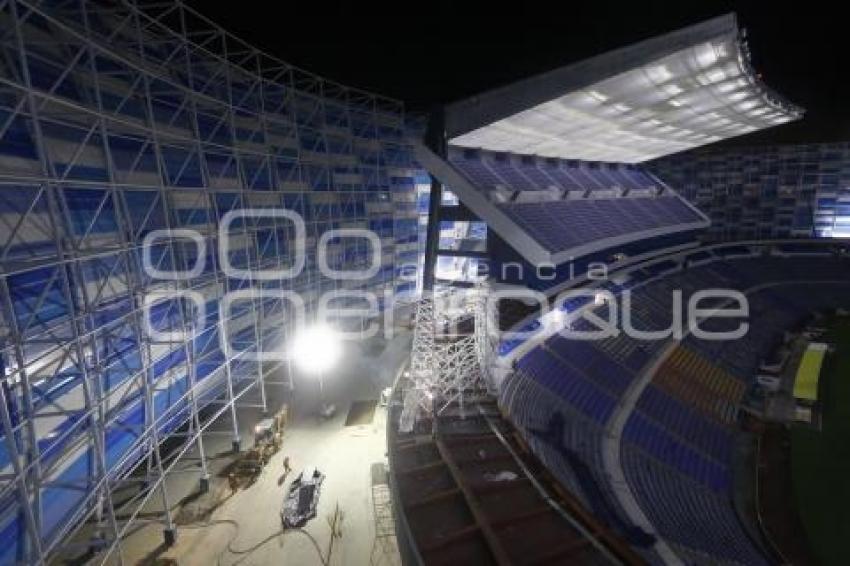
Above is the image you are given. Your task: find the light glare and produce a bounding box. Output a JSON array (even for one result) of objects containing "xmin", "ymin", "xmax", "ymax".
[{"xmin": 290, "ymin": 324, "xmax": 341, "ymax": 374}]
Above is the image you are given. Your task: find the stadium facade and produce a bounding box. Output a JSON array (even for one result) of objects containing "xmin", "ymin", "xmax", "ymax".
[
  {"xmin": 652, "ymin": 142, "xmax": 850, "ymax": 241},
  {"xmin": 1, "ymin": 3, "xmax": 849, "ymax": 566}
]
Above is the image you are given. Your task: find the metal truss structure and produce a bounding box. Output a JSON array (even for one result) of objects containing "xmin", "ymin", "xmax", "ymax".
[
  {"xmin": 398, "ymin": 296, "xmax": 436, "ymax": 433},
  {"xmin": 399, "ymin": 287, "xmax": 492, "ymax": 431},
  {"xmin": 0, "ymin": 1, "xmax": 420, "ymax": 563},
  {"xmin": 472, "ymin": 282, "xmax": 495, "ymax": 388},
  {"xmin": 369, "ymin": 462, "xmax": 399, "ymax": 566},
  {"xmin": 433, "ymin": 334, "xmax": 484, "ymax": 413}
]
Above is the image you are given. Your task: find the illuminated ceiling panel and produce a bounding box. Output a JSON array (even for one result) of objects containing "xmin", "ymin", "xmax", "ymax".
[{"xmin": 446, "ymin": 14, "xmax": 802, "ymax": 163}]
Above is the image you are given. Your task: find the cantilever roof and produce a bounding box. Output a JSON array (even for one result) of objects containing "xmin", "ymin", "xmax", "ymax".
[
  {"xmin": 414, "ymin": 142, "xmax": 710, "ymax": 267},
  {"xmin": 446, "ymin": 14, "xmax": 803, "ymax": 163}
]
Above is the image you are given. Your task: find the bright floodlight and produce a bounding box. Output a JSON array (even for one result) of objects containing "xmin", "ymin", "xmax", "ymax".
[{"xmin": 290, "ymin": 324, "xmax": 341, "ymax": 374}]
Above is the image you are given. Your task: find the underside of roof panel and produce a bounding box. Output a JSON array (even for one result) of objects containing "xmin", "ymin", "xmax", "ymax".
[{"xmin": 446, "ymin": 14, "xmax": 803, "ymax": 163}]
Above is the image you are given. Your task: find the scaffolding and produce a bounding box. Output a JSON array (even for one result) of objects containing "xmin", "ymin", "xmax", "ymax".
[
  {"xmin": 369, "ymin": 461, "xmax": 399, "ymax": 566},
  {"xmin": 472, "ymin": 282, "xmax": 495, "ymax": 386},
  {"xmin": 0, "ymin": 1, "xmax": 419, "ymax": 563},
  {"xmin": 399, "ymin": 287, "xmax": 492, "ymax": 431}
]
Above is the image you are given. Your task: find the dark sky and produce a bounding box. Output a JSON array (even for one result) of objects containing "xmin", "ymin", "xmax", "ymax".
[{"xmin": 187, "ymin": 0, "xmax": 848, "ymax": 147}]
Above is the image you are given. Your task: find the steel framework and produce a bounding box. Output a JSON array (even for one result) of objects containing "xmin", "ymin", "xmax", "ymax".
[
  {"xmin": 369, "ymin": 461, "xmax": 399, "ymax": 566},
  {"xmin": 399, "ymin": 287, "xmax": 491, "ymax": 432},
  {"xmin": 0, "ymin": 1, "xmax": 420, "ymax": 563}
]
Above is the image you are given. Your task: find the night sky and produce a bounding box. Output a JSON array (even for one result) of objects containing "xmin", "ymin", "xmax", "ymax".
[{"xmin": 187, "ymin": 0, "xmax": 848, "ymax": 148}]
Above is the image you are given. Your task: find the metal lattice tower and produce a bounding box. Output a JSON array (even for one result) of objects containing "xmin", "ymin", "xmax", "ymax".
[
  {"xmin": 400, "ymin": 288, "xmax": 492, "ymax": 431},
  {"xmin": 472, "ymin": 282, "xmax": 495, "ymax": 389},
  {"xmin": 398, "ymin": 295, "xmax": 437, "ymax": 432},
  {"xmin": 433, "ymin": 334, "xmax": 482, "ymax": 414}
]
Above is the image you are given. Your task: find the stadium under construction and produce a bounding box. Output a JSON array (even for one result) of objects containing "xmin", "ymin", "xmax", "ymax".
[{"xmin": 0, "ymin": 2, "xmax": 849, "ymax": 565}]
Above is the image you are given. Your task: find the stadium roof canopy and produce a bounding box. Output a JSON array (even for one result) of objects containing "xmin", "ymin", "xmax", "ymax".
[{"xmin": 445, "ymin": 14, "xmax": 803, "ymax": 163}]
